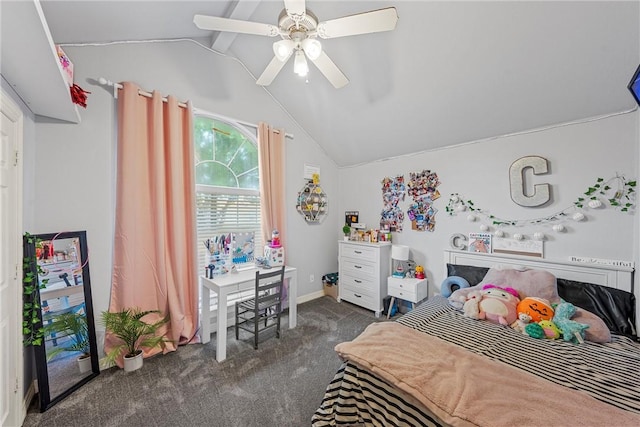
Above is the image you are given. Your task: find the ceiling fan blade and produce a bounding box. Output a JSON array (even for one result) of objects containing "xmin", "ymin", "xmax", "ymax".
[
  {"xmin": 317, "ymin": 7, "xmax": 398, "ymax": 39},
  {"xmin": 310, "ymin": 51, "xmax": 349, "ymax": 89},
  {"xmin": 284, "ymin": 0, "xmax": 306, "ymax": 18},
  {"xmin": 256, "ymin": 55, "xmax": 292, "ymax": 86},
  {"xmin": 194, "ymin": 14, "xmax": 279, "ymax": 37}
]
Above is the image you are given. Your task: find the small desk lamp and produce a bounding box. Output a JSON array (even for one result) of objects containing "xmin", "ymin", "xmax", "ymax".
[{"xmin": 391, "ymin": 245, "xmax": 410, "ymax": 278}]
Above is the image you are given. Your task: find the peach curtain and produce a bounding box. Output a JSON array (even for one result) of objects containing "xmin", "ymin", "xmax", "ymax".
[
  {"xmin": 106, "ymin": 82, "xmax": 198, "ymax": 365},
  {"xmin": 258, "ymin": 122, "xmax": 286, "ymax": 249}
]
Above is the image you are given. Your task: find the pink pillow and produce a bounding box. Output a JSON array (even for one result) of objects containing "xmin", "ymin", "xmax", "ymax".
[
  {"xmin": 450, "ymin": 267, "xmax": 559, "ymax": 303},
  {"xmin": 572, "ymin": 308, "xmax": 612, "ymax": 343}
]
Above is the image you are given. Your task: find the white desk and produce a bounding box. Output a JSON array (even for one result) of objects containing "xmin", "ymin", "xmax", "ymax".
[{"xmin": 200, "ymin": 265, "xmax": 297, "ymax": 362}]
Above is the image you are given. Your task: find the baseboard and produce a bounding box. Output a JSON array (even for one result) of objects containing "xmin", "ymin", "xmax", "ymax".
[
  {"xmin": 22, "ymin": 380, "xmax": 36, "ymax": 419},
  {"xmin": 297, "ymin": 290, "xmax": 325, "ymax": 304}
]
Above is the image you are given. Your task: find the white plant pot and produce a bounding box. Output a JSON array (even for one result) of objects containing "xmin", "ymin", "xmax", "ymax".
[
  {"xmin": 343, "ymin": 236, "xmax": 349, "ymax": 241},
  {"xmin": 78, "ymin": 354, "xmax": 92, "ymax": 374},
  {"xmin": 124, "ymin": 351, "xmax": 144, "ymax": 372}
]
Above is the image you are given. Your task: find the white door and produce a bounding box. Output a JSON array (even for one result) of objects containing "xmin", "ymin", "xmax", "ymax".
[{"xmin": 0, "ymin": 91, "xmax": 24, "ymax": 427}]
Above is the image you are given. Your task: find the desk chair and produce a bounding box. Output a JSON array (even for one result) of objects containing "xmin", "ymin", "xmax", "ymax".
[{"xmin": 235, "ymin": 266, "xmax": 285, "ymax": 349}]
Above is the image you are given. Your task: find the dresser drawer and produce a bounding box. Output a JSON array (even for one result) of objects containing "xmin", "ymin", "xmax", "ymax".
[
  {"xmin": 341, "ymin": 271, "xmax": 376, "ymax": 290},
  {"xmin": 340, "ymin": 286, "xmax": 377, "ymax": 311},
  {"xmin": 341, "ymin": 244, "xmax": 378, "ymax": 262},
  {"xmin": 341, "ymin": 258, "xmax": 376, "ymax": 278}
]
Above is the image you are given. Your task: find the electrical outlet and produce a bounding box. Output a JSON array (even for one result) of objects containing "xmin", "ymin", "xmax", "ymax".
[{"xmin": 310, "ymin": 274, "xmax": 315, "ymax": 283}]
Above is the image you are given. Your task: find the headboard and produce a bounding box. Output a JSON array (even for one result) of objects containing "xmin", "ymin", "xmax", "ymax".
[
  {"xmin": 444, "ymin": 249, "xmax": 637, "ymax": 334},
  {"xmin": 444, "ymin": 250, "xmax": 633, "ymax": 292}
]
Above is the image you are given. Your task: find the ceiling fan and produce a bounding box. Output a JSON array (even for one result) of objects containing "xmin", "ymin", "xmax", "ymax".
[{"xmin": 194, "ymin": 0, "xmax": 398, "ymax": 88}]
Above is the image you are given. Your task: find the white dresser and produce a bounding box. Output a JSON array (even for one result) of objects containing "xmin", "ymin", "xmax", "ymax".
[{"xmin": 338, "ymin": 241, "xmax": 391, "ymax": 317}]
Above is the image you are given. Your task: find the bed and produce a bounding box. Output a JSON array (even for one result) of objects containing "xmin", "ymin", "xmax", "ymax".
[{"xmin": 312, "ymin": 250, "xmax": 640, "ymax": 426}]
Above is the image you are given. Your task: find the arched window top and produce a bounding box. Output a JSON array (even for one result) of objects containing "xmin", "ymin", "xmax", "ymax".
[{"xmin": 194, "ymin": 115, "xmax": 258, "ymax": 191}]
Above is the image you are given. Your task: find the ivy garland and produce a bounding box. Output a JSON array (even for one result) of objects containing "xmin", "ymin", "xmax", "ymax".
[
  {"xmin": 445, "ymin": 175, "xmax": 636, "ymax": 228},
  {"xmin": 23, "ymin": 232, "xmax": 48, "ymax": 347}
]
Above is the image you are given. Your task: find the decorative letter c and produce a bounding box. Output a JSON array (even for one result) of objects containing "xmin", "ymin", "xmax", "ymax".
[{"xmin": 509, "ymin": 156, "xmax": 550, "ymax": 207}]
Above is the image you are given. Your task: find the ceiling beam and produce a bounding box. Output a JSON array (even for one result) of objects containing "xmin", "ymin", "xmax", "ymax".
[{"xmin": 211, "ymin": 0, "xmax": 261, "ymax": 52}]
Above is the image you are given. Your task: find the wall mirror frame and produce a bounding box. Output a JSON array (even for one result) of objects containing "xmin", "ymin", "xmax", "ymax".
[{"xmin": 23, "ymin": 230, "xmax": 99, "ymax": 411}]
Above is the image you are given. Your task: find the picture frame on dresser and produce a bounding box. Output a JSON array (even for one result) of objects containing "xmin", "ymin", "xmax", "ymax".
[{"xmin": 338, "ymin": 240, "xmax": 391, "ymax": 317}]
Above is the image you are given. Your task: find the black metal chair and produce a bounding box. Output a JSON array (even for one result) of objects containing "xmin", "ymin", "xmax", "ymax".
[{"xmin": 235, "ymin": 266, "xmax": 286, "ymax": 349}]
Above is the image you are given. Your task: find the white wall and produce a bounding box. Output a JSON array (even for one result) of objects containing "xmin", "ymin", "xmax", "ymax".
[
  {"xmin": 338, "ymin": 111, "xmax": 639, "ymax": 294},
  {"xmin": 29, "ymin": 40, "xmax": 340, "ymax": 333}
]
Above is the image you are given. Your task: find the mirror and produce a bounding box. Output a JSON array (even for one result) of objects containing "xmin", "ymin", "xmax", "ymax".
[{"xmin": 23, "ymin": 230, "xmax": 99, "ymax": 411}]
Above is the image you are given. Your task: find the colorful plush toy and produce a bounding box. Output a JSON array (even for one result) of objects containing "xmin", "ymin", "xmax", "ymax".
[
  {"xmin": 462, "ymin": 290, "xmax": 483, "ymax": 320},
  {"xmin": 553, "ymin": 301, "xmax": 589, "ymax": 344},
  {"xmin": 477, "ymin": 284, "xmax": 520, "ymax": 326},
  {"xmin": 510, "ymin": 312, "xmax": 532, "ymax": 334},
  {"xmin": 525, "ymin": 320, "xmax": 561, "ymax": 339},
  {"xmin": 516, "ymin": 297, "xmax": 554, "ymax": 323}
]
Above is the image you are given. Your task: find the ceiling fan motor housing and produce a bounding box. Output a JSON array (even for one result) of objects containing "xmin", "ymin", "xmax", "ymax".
[{"xmin": 278, "ymin": 8, "xmax": 318, "ymax": 40}]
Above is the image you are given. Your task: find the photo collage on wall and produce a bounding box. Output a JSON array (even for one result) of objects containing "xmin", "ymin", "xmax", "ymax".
[
  {"xmin": 406, "ymin": 169, "xmax": 441, "ymax": 232},
  {"xmin": 380, "ymin": 176, "xmax": 406, "ymax": 232}
]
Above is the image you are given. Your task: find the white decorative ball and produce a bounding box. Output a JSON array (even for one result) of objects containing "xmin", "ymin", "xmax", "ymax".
[
  {"xmin": 467, "ymin": 214, "xmax": 476, "ymax": 222},
  {"xmin": 588, "ymin": 199, "xmax": 602, "ymax": 209},
  {"xmin": 479, "ymin": 224, "xmax": 489, "ymax": 232},
  {"xmin": 513, "ymin": 233, "xmax": 524, "ymax": 241},
  {"xmin": 494, "ymin": 230, "xmax": 505, "ymax": 238},
  {"xmin": 456, "ymin": 205, "xmax": 467, "ymax": 212},
  {"xmin": 573, "ymin": 212, "xmax": 585, "ymax": 221},
  {"xmin": 450, "ymin": 194, "xmax": 460, "ymax": 203},
  {"xmin": 533, "ymin": 232, "xmax": 545, "ymax": 241},
  {"xmin": 552, "ymin": 224, "xmax": 566, "ymax": 233}
]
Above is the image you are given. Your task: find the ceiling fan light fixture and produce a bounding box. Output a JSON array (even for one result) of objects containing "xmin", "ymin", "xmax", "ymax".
[
  {"xmin": 294, "ymin": 50, "xmax": 309, "ymax": 76},
  {"xmin": 273, "ymin": 39, "xmax": 295, "ymax": 61},
  {"xmin": 301, "ymin": 38, "xmax": 322, "ymax": 60}
]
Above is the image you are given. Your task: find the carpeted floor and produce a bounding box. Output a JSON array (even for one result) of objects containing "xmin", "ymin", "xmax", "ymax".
[{"xmin": 23, "ymin": 296, "xmax": 390, "ymax": 427}]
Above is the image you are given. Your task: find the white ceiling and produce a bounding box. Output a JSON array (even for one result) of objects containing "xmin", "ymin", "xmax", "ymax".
[{"xmin": 35, "ymin": 1, "xmax": 640, "ymax": 166}]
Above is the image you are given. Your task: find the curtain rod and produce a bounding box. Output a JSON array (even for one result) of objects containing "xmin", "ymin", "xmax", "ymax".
[
  {"xmin": 98, "ymin": 77, "xmax": 293, "ymax": 139},
  {"xmin": 97, "ymin": 77, "xmax": 188, "ymax": 108}
]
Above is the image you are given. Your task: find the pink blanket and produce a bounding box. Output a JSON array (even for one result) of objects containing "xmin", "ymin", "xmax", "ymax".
[{"xmin": 335, "ymin": 322, "xmax": 640, "ymax": 427}]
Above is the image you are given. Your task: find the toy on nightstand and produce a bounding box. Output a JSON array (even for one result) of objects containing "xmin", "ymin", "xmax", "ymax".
[{"xmin": 415, "ymin": 265, "xmax": 425, "ymax": 279}]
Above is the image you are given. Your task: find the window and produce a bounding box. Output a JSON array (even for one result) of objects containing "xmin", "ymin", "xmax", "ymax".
[{"xmin": 194, "ymin": 113, "xmax": 262, "ymax": 308}]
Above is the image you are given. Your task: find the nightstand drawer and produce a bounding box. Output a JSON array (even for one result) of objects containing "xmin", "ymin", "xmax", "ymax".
[
  {"xmin": 387, "ymin": 277, "xmax": 428, "ymax": 303},
  {"xmin": 341, "ymin": 244, "xmax": 378, "ymax": 262},
  {"xmin": 388, "ymin": 284, "xmax": 418, "ymax": 302}
]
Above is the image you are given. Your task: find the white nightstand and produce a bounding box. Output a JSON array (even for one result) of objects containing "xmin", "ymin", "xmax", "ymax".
[{"xmin": 387, "ymin": 277, "xmax": 428, "ymax": 319}]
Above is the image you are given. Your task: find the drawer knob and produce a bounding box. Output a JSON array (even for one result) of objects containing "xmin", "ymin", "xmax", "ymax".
[
  {"xmin": 354, "ymin": 279, "xmax": 362, "ymax": 283},
  {"xmin": 354, "ymin": 265, "xmax": 362, "ymax": 269},
  {"xmin": 354, "ymin": 250, "xmax": 362, "ymax": 254},
  {"xmin": 354, "ymin": 294, "xmax": 362, "ymax": 298}
]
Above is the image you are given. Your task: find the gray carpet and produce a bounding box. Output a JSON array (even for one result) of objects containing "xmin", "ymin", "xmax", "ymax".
[{"xmin": 23, "ymin": 296, "xmax": 389, "ymax": 427}]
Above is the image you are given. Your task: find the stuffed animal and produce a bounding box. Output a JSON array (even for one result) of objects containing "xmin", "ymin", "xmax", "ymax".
[
  {"xmin": 526, "ymin": 320, "xmax": 561, "ymax": 339},
  {"xmin": 462, "ymin": 290, "xmax": 483, "ymax": 319},
  {"xmin": 517, "ymin": 297, "xmax": 554, "ymax": 323},
  {"xmin": 538, "ymin": 320, "xmax": 561, "ymax": 339},
  {"xmin": 553, "ymin": 301, "xmax": 589, "ymax": 344},
  {"xmin": 524, "ymin": 322, "xmax": 546, "ymax": 339},
  {"xmin": 478, "ymin": 284, "xmax": 520, "ymax": 326},
  {"xmin": 510, "ymin": 312, "xmax": 532, "ymax": 334}
]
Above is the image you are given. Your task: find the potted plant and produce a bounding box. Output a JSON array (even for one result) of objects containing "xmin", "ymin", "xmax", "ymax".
[
  {"xmin": 101, "ymin": 307, "xmax": 169, "ymax": 372},
  {"xmin": 342, "ymin": 224, "xmax": 351, "ymax": 241},
  {"xmin": 44, "ymin": 311, "xmax": 92, "ymax": 373}
]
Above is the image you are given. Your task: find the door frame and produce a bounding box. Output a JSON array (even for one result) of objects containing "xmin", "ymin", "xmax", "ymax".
[{"xmin": 1, "ymin": 89, "xmax": 25, "ymax": 427}]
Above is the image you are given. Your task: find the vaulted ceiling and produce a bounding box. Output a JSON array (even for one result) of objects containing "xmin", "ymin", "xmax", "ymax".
[{"xmin": 25, "ymin": 1, "xmax": 640, "ymax": 165}]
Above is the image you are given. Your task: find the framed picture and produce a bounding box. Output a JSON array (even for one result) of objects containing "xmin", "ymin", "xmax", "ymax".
[{"xmin": 468, "ymin": 233, "xmax": 492, "ymax": 253}]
